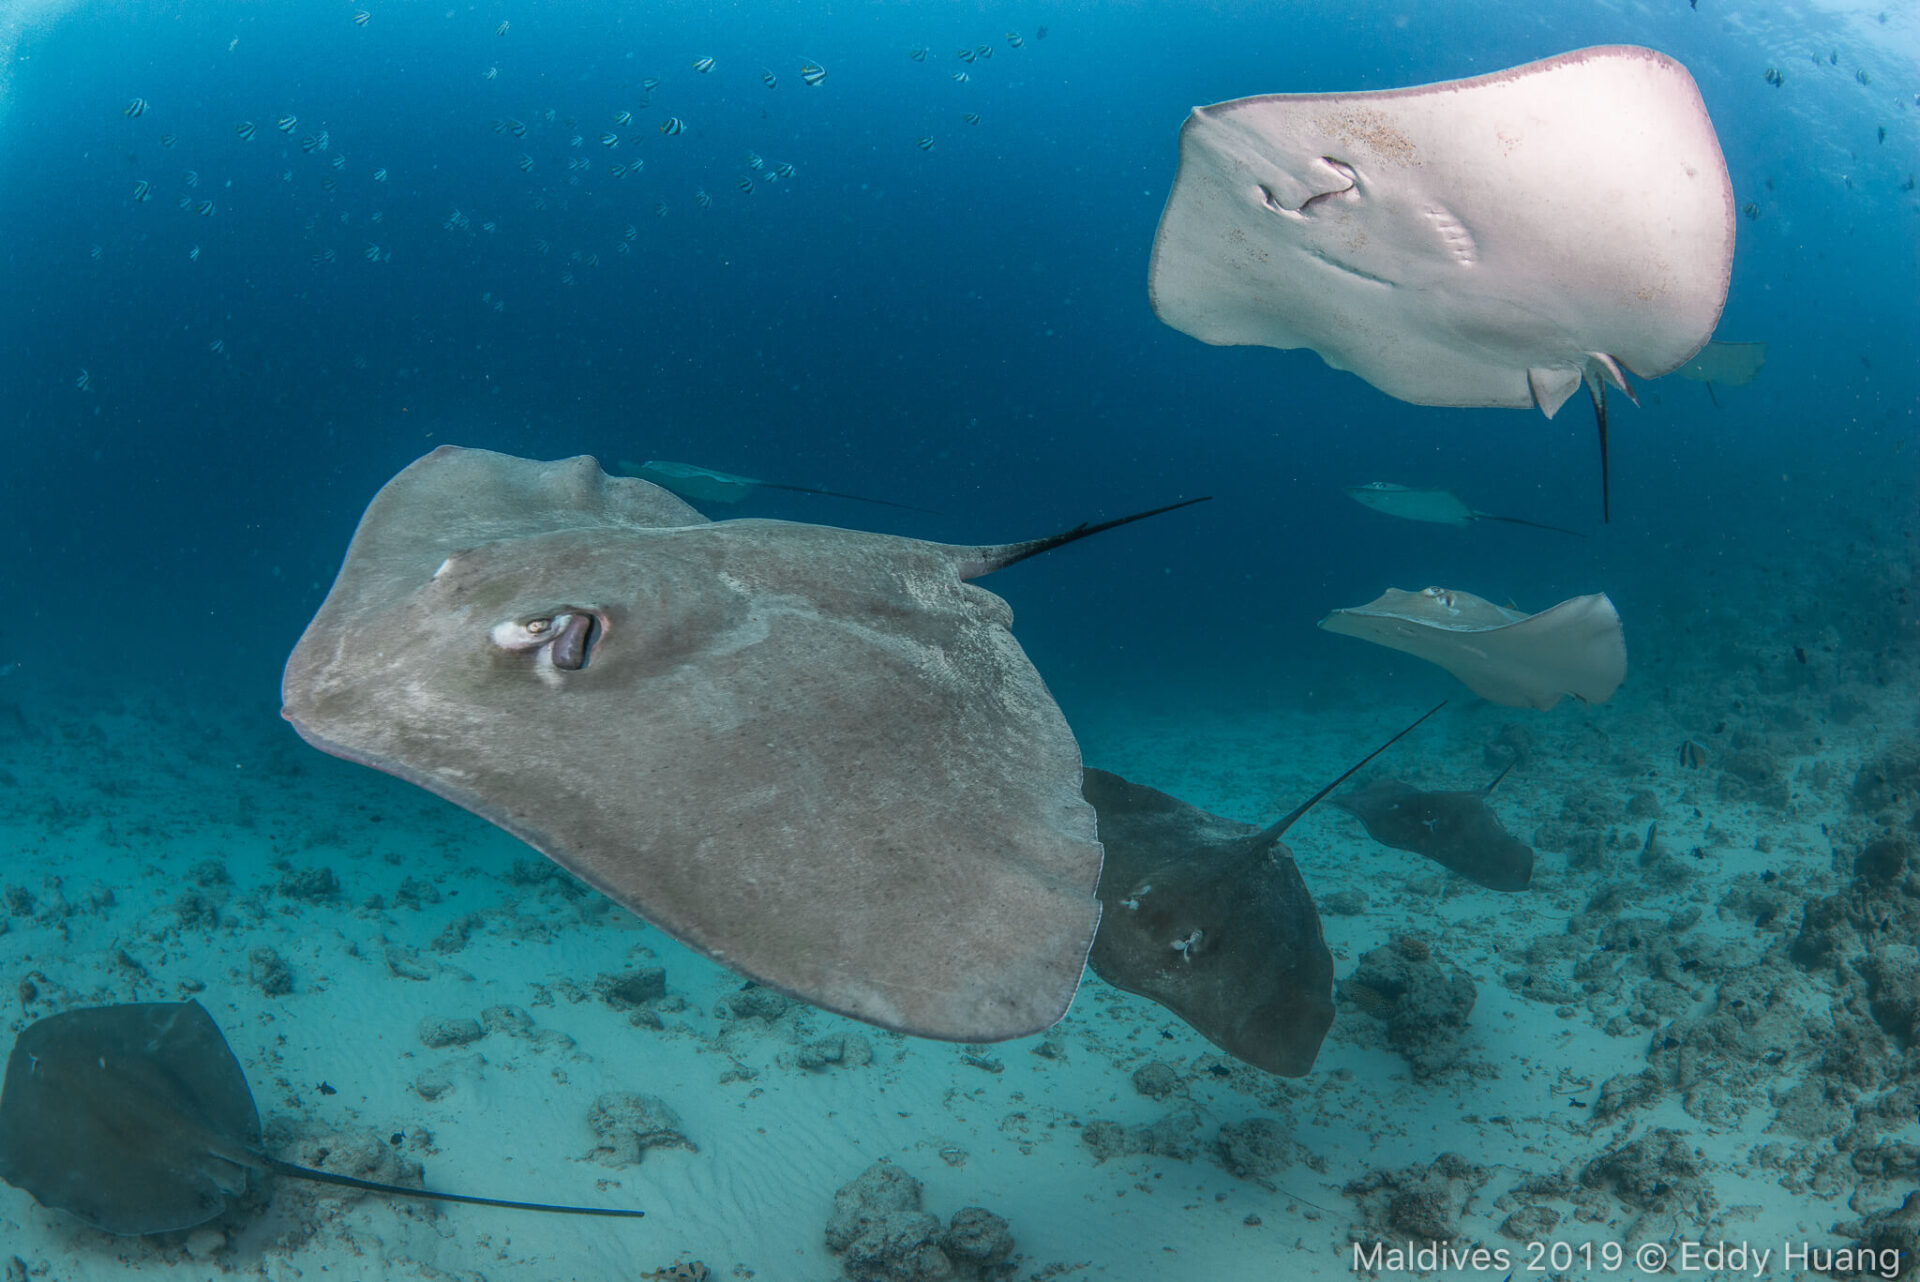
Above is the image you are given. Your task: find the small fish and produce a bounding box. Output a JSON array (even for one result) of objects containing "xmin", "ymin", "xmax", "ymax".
[
  {"xmin": 75, "ymin": 369, "xmax": 90, "ymax": 391},
  {"xmin": 961, "ymin": 111, "xmax": 979, "ymax": 125},
  {"xmin": 660, "ymin": 116, "xmax": 685, "ymax": 135},
  {"xmin": 692, "ymin": 56, "xmax": 715, "ymax": 73},
  {"xmin": 541, "ymin": 108, "xmax": 556, "ymax": 121},
  {"xmin": 364, "ymin": 243, "xmax": 381, "ymax": 261},
  {"xmin": 209, "ymin": 338, "xmax": 225, "ymax": 353},
  {"xmin": 655, "ymin": 200, "xmax": 669, "ymax": 217},
  {"xmin": 1006, "ymin": 31, "xmax": 1023, "ymax": 48},
  {"xmin": 570, "ymin": 135, "xmax": 583, "ymax": 147},
  {"xmin": 177, "ymin": 194, "xmax": 192, "ymax": 210},
  {"xmin": 800, "ymin": 61, "xmax": 826, "ymax": 87},
  {"xmin": 372, "ymin": 167, "xmax": 388, "ymax": 182},
  {"xmin": 957, "ymin": 48, "xmax": 975, "ymax": 63},
  {"xmin": 484, "ymin": 66, "xmax": 498, "ymax": 80},
  {"xmin": 518, "ymin": 153, "xmax": 534, "ymax": 172},
  {"xmin": 195, "ymin": 199, "xmax": 214, "ymax": 216},
  {"xmin": 773, "ymin": 161, "xmax": 794, "ymax": 178},
  {"xmin": 761, "ymin": 68, "xmax": 777, "ymax": 89},
  {"xmin": 496, "ymin": 20, "xmax": 509, "ymax": 35},
  {"xmin": 330, "ymin": 154, "xmax": 345, "ymax": 170},
  {"xmin": 1678, "ymin": 740, "xmax": 1707, "ymax": 769},
  {"xmin": 318, "ymin": 130, "xmax": 330, "ymax": 151},
  {"xmin": 1903, "ymin": 174, "xmax": 1916, "ymax": 192},
  {"xmin": 694, "ymin": 188, "xmax": 711, "ymax": 208},
  {"xmin": 131, "ymin": 180, "xmax": 152, "ymax": 201},
  {"xmin": 642, "ymin": 77, "xmax": 660, "ymax": 91},
  {"xmin": 89, "ymin": 243, "xmax": 102, "ymax": 261},
  {"xmin": 1742, "ymin": 201, "xmax": 1760, "ymax": 220},
  {"xmin": 600, "ymin": 132, "xmax": 620, "ymax": 147},
  {"xmin": 908, "ymin": 47, "xmax": 928, "ymax": 62},
  {"xmin": 481, "ymin": 220, "xmax": 496, "ymax": 233},
  {"xmin": 623, "ymin": 224, "xmax": 637, "ymax": 240},
  {"xmin": 737, "ymin": 174, "xmax": 753, "ymax": 193},
  {"xmin": 189, "ymin": 244, "xmax": 201, "ymax": 261},
  {"xmin": 506, "ymin": 118, "xmax": 527, "ymax": 136},
  {"xmin": 610, "ymin": 161, "xmax": 636, "ymax": 177},
  {"xmin": 1763, "ymin": 67, "xmax": 1783, "ymax": 87},
  {"xmin": 185, "ymin": 169, "xmax": 200, "ymax": 187},
  {"xmin": 1877, "ymin": 125, "xmax": 1885, "ymax": 144},
  {"xmin": 976, "ymin": 44, "xmax": 992, "ymax": 58},
  {"xmin": 353, "ymin": 10, "xmax": 369, "ymax": 26},
  {"xmin": 277, "ymin": 114, "xmax": 297, "ymax": 132},
  {"xmin": 123, "ymin": 97, "xmax": 148, "ymax": 117},
  {"xmin": 1855, "ymin": 68, "xmax": 1870, "ymax": 85},
  {"xmin": 1830, "ymin": 49, "xmax": 1838, "ymax": 65},
  {"xmin": 301, "ymin": 135, "xmax": 322, "ymax": 153},
  {"xmin": 236, "ymin": 120, "xmax": 257, "ymax": 140},
  {"xmin": 159, "ymin": 133, "xmax": 177, "ymax": 148},
  {"xmin": 916, "ymin": 136, "xmax": 934, "ymax": 150},
  {"xmin": 746, "ymin": 150, "xmax": 763, "ymax": 169},
  {"xmin": 320, "ymin": 176, "xmax": 337, "ymax": 191},
  {"xmin": 311, "ymin": 248, "xmax": 334, "ymax": 264},
  {"xmin": 951, "ymin": 71, "xmax": 969, "ymax": 83},
  {"xmin": 614, "ymin": 109, "xmax": 632, "ymax": 125}
]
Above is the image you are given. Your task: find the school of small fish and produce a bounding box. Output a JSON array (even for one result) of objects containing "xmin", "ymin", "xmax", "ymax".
[{"xmin": 88, "ymin": 16, "xmax": 1043, "ymax": 377}]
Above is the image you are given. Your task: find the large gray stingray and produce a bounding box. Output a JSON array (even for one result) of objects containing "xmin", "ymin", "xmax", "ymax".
[
  {"xmin": 1320, "ymin": 586, "xmax": 1625, "ymax": 710},
  {"xmin": 1083, "ymin": 704, "xmax": 1440, "ymax": 1076},
  {"xmin": 618, "ymin": 459, "xmax": 937, "ymax": 514},
  {"xmin": 1672, "ymin": 339, "xmax": 1767, "ymax": 407},
  {"xmin": 283, "ymin": 446, "xmax": 1203, "ymax": 1044},
  {"xmin": 0, "ymin": 1002, "xmax": 644, "ymax": 1235},
  {"xmin": 1333, "ymin": 764, "xmax": 1534, "ymax": 892},
  {"xmin": 1344, "ymin": 482, "xmax": 1585, "ymax": 538},
  {"xmin": 1148, "ymin": 45, "xmax": 1735, "ymax": 520}
]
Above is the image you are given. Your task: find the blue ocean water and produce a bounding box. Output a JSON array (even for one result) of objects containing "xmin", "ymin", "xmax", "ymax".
[
  {"xmin": 1, "ymin": 0, "xmax": 1917, "ymax": 1274},
  {"xmin": 3, "ymin": 0, "xmax": 1910, "ymax": 715}
]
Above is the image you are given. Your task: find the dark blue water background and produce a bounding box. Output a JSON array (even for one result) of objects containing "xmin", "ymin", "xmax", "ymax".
[{"xmin": 2, "ymin": 0, "xmax": 1914, "ymax": 734}]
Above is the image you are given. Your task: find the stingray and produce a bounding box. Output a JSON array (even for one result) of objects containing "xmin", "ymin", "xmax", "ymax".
[
  {"xmin": 617, "ymin": 458, "xmax": 937, "ymax": 514},
  {"xmin": 283, "ymin": 446, "xmax": 1205, "ymax": 1044},
  {"xmin": 1320, "ymin": 586, "xmax": 1625, "ymax": 710},
  {"xmin": 1148, "ymin": 45, "xmax": 1735, "ymax": 521},
  {"xmin": 1344, "ymin": 482, "xmax": 1585, "ymax": 537},
  {"xmin": 1083, "ymin": 703, "xmax": 1441, "ymax": 1076},
  {"xmin": 1332, "ymin": 763, "xmax": 1533, "ymax": 891},
  {"xmin": 0, "ymin": 1001, "xmax": 644, "ymax": 1235},
  {"xmin": 1672, "ymin": 339, "xmax": 1767, "ymax": 407}
]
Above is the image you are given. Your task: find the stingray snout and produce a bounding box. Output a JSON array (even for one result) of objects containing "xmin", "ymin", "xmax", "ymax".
[{"xmin": 489, "ymin": 609, "xmax": 604, "ymax": 671}]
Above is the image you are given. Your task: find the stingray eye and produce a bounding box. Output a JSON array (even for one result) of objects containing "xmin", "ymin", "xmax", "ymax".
[{"xmin": 525, "ymin": 618, "xmax": 550, "ymax": 635}]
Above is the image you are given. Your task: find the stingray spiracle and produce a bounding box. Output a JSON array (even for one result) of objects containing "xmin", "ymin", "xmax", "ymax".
[{"xmin": 1170, "ymin": 929, "xmax": 1205, "ymax": 962}]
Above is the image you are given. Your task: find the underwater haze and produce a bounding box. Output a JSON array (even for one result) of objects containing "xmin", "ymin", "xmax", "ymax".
[{"xmin": 1, "ymin": 0, "xmax": 1917, "ymax": 1277}]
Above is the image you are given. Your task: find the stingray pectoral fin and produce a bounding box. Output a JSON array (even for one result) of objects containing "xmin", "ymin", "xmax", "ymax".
[{"xmin": 263, "ymin": 1155, "xmax": 645, "ymax": 1219}]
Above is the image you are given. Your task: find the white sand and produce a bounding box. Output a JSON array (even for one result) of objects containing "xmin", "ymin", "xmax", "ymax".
[{"xmin": 0, "ymin": 664, "xmax": 1914, "ymax": 1279}]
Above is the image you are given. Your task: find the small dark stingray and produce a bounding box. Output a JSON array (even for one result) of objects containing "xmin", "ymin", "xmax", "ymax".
[
  {"xmin": 0, "ymin": 1002, "xmax": 646, "ymax": 1235},
  {"xmin": 1332, "ymin": 763, "xmax": 1535, "ymax": 891},
  {"xmin": 1083, "ymin": 704, "xmax": 1441, "ymax": 1077}
]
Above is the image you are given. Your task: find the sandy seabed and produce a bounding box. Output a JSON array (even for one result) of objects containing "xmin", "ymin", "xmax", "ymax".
[{"xmin": 1, "ymin": 641, "xmax": 1916, "ymax": 1280}]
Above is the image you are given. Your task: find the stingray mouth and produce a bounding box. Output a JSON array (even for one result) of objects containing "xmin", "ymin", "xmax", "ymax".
[{"xmin": 489, "ymin": 609, "xmax": 604, "ymax": 671}]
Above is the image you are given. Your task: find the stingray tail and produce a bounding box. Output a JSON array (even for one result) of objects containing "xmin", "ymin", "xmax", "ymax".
[
  {"xmin": 1583, "ymin": 355, "xmax": 1638, "ymax": 525},
  {"xmin": 1476, "ymin": 513, "xmax": 1589, "ymax": 539},
  {"xmin": 263, "ymin": 1155, "xmax": 645, "ymax": 1219},
  {"xmin": 756, "ymin": 482, "xmax": 944, "ymax": 516},
  {"xmin": 1483, "ymin": 759, "xmax": 1518, "ymax": 794},
  {"xmin": 959, "ymin": 496, "xmax": 1211, "ymax": 577},
  {"xmin": 1251, "ymin": 700, "xmax": 1446, "ymax": 848}
]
